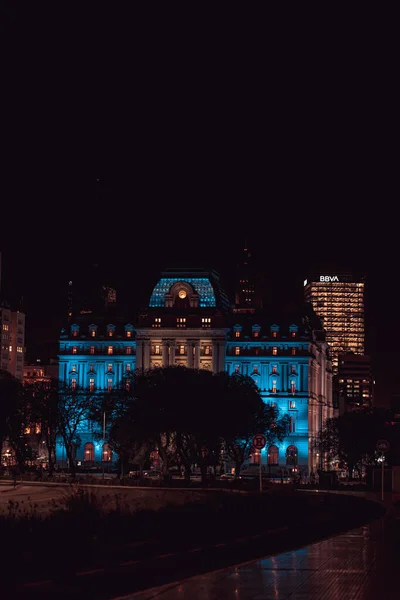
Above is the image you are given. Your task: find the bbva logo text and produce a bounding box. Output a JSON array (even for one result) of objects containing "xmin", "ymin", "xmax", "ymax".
[{"xmin": 320, "ymin": 275, "xmax": 339, "ymax": 282}]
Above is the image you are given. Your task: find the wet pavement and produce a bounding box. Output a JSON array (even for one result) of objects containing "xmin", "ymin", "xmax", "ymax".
[{"xmin": 128, "ymin": 499, "xmax": 400, "ymax": 599}]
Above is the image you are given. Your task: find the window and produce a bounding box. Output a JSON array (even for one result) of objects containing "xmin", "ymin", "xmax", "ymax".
[
  {"xmin": 178, "ymin": 345, "xmax": 184, "ymax": 355},
  {"xmin": 272, "ymin": 331, "xmax": 277, "ymax": 338},
  {"xmin": 126, "ymin": 364, "xmax": 131, "ymax": 371},
  {"xmin": 272, "ymin": 365, "xmax": 277, "ymax": 374},
  {"xmin": 154, "ymin": 345, "xmax": 161, "ymax": 355},
  {"xmin": 272, "ymin": 347, "xmax": 278, "ymax": 355},
  {"xmin": 71, "ymin": 378, "xmax": 77, "ymax": 391},
  {"xmin": 290, "ymin": 400, "xmax": 296, "ymax": 409},
  {"xmin": 84, "ymin": 442, "xmax": 94, "ymax": 462},
  {"xmin": 290, "ymin": 417, "xmax": 296, "ymax": 433},
  {"xmin": 90, "ymin": 346, "xmax": 95, "ymax": 354},
  {"xmin": 202, "ymin": 317, "xmax": 211, "ymax": 328},
  {"xmin": 89, "ymin": 378, "xmax": 95, "ymax": 392},
  {"xmin": 253, "ymin": 330, "xmax": 259, "ymax": 338},
  {"xmin": 108, "ymin": 330, "xmax": 113, "ymax": 337},
  {"xmin": 72, "ymin": 346, "xmax": 77, "ymax": 354},
  {"xmin": 253, "ymin": 366, "xmax": 258, "ymax": 374},
  {"xmin": 291, "ymin": 380, "xmax": 296, "ymax": 394},
  {"xmin": 153, "ymin": 317, "xmax": 161, "ymax": 328},
  {"xmin": 235, "ymin": 331, "xmax": 240, "ymax": 338},
  {"xmin": 177, "ymin": 317, "xmax": 186, "ymax": 328},
  {"xmin": 271, "ymin": 401, "xmax": 277, "ymax": 408},
  {"xmin": 291, "ymin": 347, "xmax": 296, "ymax": 355},
  {"xmin": 235, "ymin": 365, "xmax": 240, "ymax": 373},
  {"xmin": 2, "ymin": 324, "xmax": 9, "ymax": 331},
  {"xmin": 108, "ymin": 364, "xmax": 112, "ymax": 372},
  {"xmin": 72, "ymin": 364, "xmax": 77, "ymax": 372},
  {"xmin": 235, "ymin": 347, "xmax": 240, "ymax": 356},
  {"xmin": 102, "ymin": 443, "xmax": 112, "ymax": 462},
  {"xmin": 272, "ymin": 380, "xmax": 277, "ymax": 393},
  {"xmin": 35, "ymin": 424, "xmax": 41, "ymax": 434},
  {"xmin": 107, "ymin": 378, "xmax": 113, "ymax": 392},
  {"xmin": 108, "ymin": 346, "xmax": 113, "ymax": 355},
  {"xmin": 291, "ymin": 331, "xmax": 296, "ymax": 338},
  {"xmin": 91, "ymin": 330, "xmax": 96, "ymax": 337},
  {"xmin": 125, "ymin": 381, "xmax": 131, "ymax": 391},
  {"xmin": 126, "ymin": 330, "xmax": 132, "ymax": 338},
  {"xmin": 126, "ymin": 346, "xmax": 132, "ymax": 355},
  {"xmin": 204, "ymin": 345, "xmax": 211, "ymax": 355},
  {"xmin": 9, "ymin": 345, "xmax": 12, "ymax": 352},
  {"xmin": 17, "ymin": 346, "xmax": 23, "ymax": 353},
  {"xmin": 89, "ymin": 364, "xmax": 94, "ymax": 372},
  {"xmin": 73, "ymin": 330, "xmax": 78, "ymax": 337},
  {"xmin": 268, "ymin": 445, "xmax": 279, "ymax": 465},
  {"xmin": 286, "ymin": 445, "xmax": 298, "ymax": 466},
  {"xmin": 291, "ymin": 365, "xmax": 296, "ymax": 373}
]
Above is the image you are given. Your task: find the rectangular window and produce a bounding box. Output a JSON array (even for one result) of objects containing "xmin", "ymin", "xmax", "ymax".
[
  {"xmin": 71, "ymin": 378, "xmax": 77, "ymax": 391},
  {"xmin": 108, "ymin": 364, "xmax": 112, "ymax": 372},
  {"xmin": 291, "ymin": 331, "xmax": 296, "ymax": 338},
  {"xmin": 272, "ymin": 331, "xmax": 277, "ymax": 338},
  {"xmin": 253, "ymin": 331, "xmax": 259, "ymax": 338},
  {"xmin": 89, "ymin": 378, "xmax": 95, "ymax": 392},
  {"xmin": 235, "ymin": 365, "xmax": 240, "ymax": 373},
  {"xmin": 291, "ymin": 380, "xmax": 296, "ymax": 394},
  {"xmin": 89, "ymin": 364, "xmax": 94, "ymax": 372},
  {"xmin": 179, "ymin": 345, "xmax": 185, "ymax": 355},
  {"xmin": 126, "ymin": 364, "xmax": 131, "ymax": 371},
  {"xmin": 235, "ymin": 331, "xmax": 240, "ymax": 338},
  {"xmin": 9, "ymin": 345, "xmax": 12, "ymax": 352},
  {"xmin": 204, "ymin": 345, "xmax": 211, "ymax": 355},
  {"xmin": 107, "ymin": 378, "xmax": 113, "ymax": 392},
  {"xmin": 272, "ymin": 347, "xmax": 278, "ymax": 355},
  {"xmin": 235, "ymin": 347, "xmax": 240, "ymax": 356},
  {"xmin": 125, "ymin": 381, "xmax": 130, "ymax": 391},
  {"xmin": 155, "ymin": 345, "xmax": 160, "ymax": 355},
  {"xmin": 72, "ymin": 364, "xmax": 77, "ymax": 372},
  {"xmin": 72, "ymin": 346, "xmax": 77, "ymax": 354},
  {"xmin": 272, "ymin": 365, "xmax": 277, "ymax": 374},
  {"xmin": 126, "ymin": 346, "xmax": 132, "ymax": 355},
  {"xmin": 176, "ymin": 318, "xmax": 186, "ymax": 328},
  {"xmin": 290, "ymin": 400, "xmax": 296, "ymax": 409},
  {"xmin": 253, "ymin": 366, "xmax": 258, "ymax": 374},
  {"xmin": 272, "ymin": 380, "xmax": 277, "ymax": 393},
  {"xmin": 153, "ymin": 317, "xmax": 161, "ymax": 328},
  {"xmin": 73, "ymin": 330, "xmax": 78, "ymax": 337},
  {"xmin": 290, "ymin": 417, "xmax": 296, "ymax": 433},
  {"xmin": 202, "ymin": 317, "xmax": 211, "ymax": 328},
  {"xmin": 291, "ymin": 365, "xmax": 296, "ymax": 373},
  {"xmin": 108, "ymin": 346, "xmax": 113, "ymax": 355},
  {"xmin": 108, "ymin": 330, "xmax": 113, "ymax": 337},
  {"xmin": 91, "ymin": 330, "xmax": 96, "ymax": 337},
  {"xmin": 90, "ymin": 346, "xmax": 95, "ymax": 354},
  {"xmin": 291, "ymin": 347, "xmax": 296, "ymax": 355},
  {"xmin": 126, "ymin": 331, "xmax": 132, "ymax": 337}
]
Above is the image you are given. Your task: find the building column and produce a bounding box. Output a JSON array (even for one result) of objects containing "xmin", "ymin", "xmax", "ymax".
[
  {"xmin": 162, "ymin": 340, "xmax": 169, "ymax": 367},
  {"xmin": 144, "ymin": 340, "xmax": 151, "ymax": 370},
  {"xmin": 194, "ymin": 341, "xmax": 200, "ymax": 369},
  {"xmin": 169, "ymin": 341, "xmax": 176, "ymax": 366},
  {"xmin": 212, "ymin": 342, "xmax": 218, "ymax": 373},
  {"xmin": 187, "ymin": 340, "xmax": 194, "ymax": 368},
  {"xmin": 218, "ymin": 340, "xmax": 226, "ymax": 373},
  {"xmin": 136, "ymin": 340, "xmax": 143, "ymax": 372}
]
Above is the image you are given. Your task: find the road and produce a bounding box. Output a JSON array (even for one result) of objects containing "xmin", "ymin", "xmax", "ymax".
[{"xmin": 0, "ymin": 483, "xmax": 67, "ymax": 515}]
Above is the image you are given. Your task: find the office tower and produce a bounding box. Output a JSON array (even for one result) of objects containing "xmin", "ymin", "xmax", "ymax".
[
  {"xmin": 233, "ymin": 246, "xmax": 263, "ymax": 313},
  {"xmin": 336, "ymin": 352, "xmax": 374, "ymax": 413},
  {"xmin": 304, "ymin": 273, "xmax": 365, "ymax": 373}
]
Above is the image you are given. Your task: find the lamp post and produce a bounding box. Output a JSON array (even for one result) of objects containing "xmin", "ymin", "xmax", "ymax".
[{"xmin": 102, "ymin": 409, "xmax": 106, "ymax": 479}]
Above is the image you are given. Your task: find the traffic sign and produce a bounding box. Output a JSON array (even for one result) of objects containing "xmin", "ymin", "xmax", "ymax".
[
  {"xmin": 376, "ymin": 439, "xmax": 390, "ymax": 452},
  {"xmin": 252, "ymin": 434, "xmax": 266, "ymax": 450}
]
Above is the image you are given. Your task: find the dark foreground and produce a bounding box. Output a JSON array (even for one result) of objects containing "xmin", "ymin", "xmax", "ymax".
[{"xmin": 3, "ymin": 490, "xmax": 386, "ymax": 599}]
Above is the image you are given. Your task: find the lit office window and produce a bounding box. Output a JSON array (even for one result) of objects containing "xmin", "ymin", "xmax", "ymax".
[
  {"xmin": 235, "ymin": 347, "xmax": 240, "ymax": 356},
  {"xmin": 108, "ymin": 346, "xmax": 113, "ymax": 355},
  {"xmin": 272, "ymin": 347, "xmax": 278, "ymax": 355}
]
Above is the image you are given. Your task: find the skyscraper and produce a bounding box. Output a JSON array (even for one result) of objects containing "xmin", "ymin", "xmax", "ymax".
[
  {"xmin": 233, "ymin": 246, "xmax": 263, "ymax": 313},
  {"xmin": 304, "ymin": 273, "xmax": 365, "ymax": 373}
]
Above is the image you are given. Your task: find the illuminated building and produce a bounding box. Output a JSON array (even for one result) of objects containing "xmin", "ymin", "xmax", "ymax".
[
  {"xmin": 336, "ymin": 352, "xmax": 374, "ymax": 414},
  {"xmin": 58, "ymin": 268, "xmax": 333, "ymax": 473},
  {"xmin": 23, "ymin": 359, "xmax": 59, "ymax": 384},
  {"xmin": 304, "ymin": 273, "xmax": 365, "ymax": 374},
  {"xmin": 0, "ymin": 253, "xmax": 25, "ymax": 380}
]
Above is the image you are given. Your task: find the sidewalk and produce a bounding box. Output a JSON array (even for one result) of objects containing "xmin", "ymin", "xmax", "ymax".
[{"xmin": 128, "ymin": 495, "xmax": 399, "ymax": 599}]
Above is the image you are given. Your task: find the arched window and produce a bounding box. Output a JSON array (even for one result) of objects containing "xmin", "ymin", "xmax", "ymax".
[
  {"xmin": 268, "ymin": 445, "xmax": 279, "ymax": 465},
  {"xmin": 102, "ymin": 443, "xmax": 112, "ymax": 462},
  {"xmin": 286, "ymin": 445, "xmax": 298, "ymax": 466},
  {"xmin": 84, "ymin": 442, "xmax": 94, "ymax": 462}
]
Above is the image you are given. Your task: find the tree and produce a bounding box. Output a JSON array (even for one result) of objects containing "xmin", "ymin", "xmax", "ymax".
[
  {"xmin": 0, "ymin": 370, "xmax": 23, "ymax": 459},
  {"xmin": 26, "ymin": 379, "xmax": 59, "ymax": 475},
  {"xmin": 57, "ymin": 385, "xmax": 94, "ymax": 475}
]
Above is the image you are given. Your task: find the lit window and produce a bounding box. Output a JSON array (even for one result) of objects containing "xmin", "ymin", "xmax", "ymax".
[
  {"xmin": 17, "ymin": 346, "xmax": 23, "ymax": 353},
  {"xmin": 84, "ymin": 442, "xmax": 94, "ymax": 462},
  {"xmin": 272, "ymin": 347, "xmax": 278, "ymax": 355},
  {"xmin": 89, "ymin": 364, "xmax": 94, "ymax": 372},
  {"xmin": 235, "ymin": 331, "xmax": 240, "ymax": 338},
  {"xmin": 91, "ymin": 330, "xmax": 96, "ymax": 337},
  {"xmin": 291, "ymin": 380, "xmax": 296, "ymax": 394},
  {"xmin": 177, "ymin": 318, "xmax": 186, "ymax": 328},
  {"xmin": 272, "ymin": 331, "xmax": 277, "ymax": 338},
  {"xmin": 153, "ymin": 317, "xmax": 161, "ymax": 328},
  {"xmin": 272, "ymin": 380, "xmax": 277, "ymax": 393},
  {"xmin": 235, "ymin": 347, "xmax": 240, "ymax": 355},
  {"xmin": 291, "ymin": 347, "xmax": 296, "ymax": 356},
  {"xmin": 125, "ymin": 381, "xmax": 130, "ymax": 391},
  {"xmin": 291, "ymin": 331, "xmax": 296, "ymax": 338},
  {"xmin": 126, "ymin": 330, "xmax": 132, "ymax": 338},
  {"xmin": 126, "ymin": 346, "xmax": 132, "ymax": 355},
  {"xmin": 9, "ymin": 345, "xmax": 12, "ymax": 352},
  {"xmin": 108, "ymin": 364, "xmax": 112, "ymax": 372},
  {"xmin": 126, "ymin": 364, "xmax": 131, "ymax": 371},
  {"xmin": 202, "ymin": 317, "xmax": 211, "ymax": 328},
  {"xmin": 89, "ymin": 378, "xmax": 95, "ymax": 392},
  {"xmin": 235, "ymin": 365, "xmax": 240, "ymax": 373},
  {"xmin": 107, "ymin": 378, "xmax": 113, "ymax": 392},
  {"xmin": 154, "ymin": 345, "xmax": 160, "ymax": 355},
  {"xmin": 2, "ymin": 324, "xmax": 9, "ymax": 331},
  {"xmin": 291, "ymin": 365, "xmax": 296, "ymax": 373},
  {"xmin": 253, "ymin": 366, "xmax": 258, "ymax": 374},
  {"xmin": 272, "ymin": 365, "xmax": 277, "ymax": 373},
  {"xmin": 90, "ymin": 346, "xmax": 95, "ymax": 354},
  {"xmin": 72, "ymin": 364, "xmax": 77, "ymax": 372},
  {"xmin": 108, "ymin": 346, "xmax": 113, "ymax": 355},
  {"xmin": 102, "ymin": 443, "xmax": 112, "ymax": 462},
  {"xmin": 72, "ymin": 346, "xmax": 77, "ymax": 354},
  {"xmin": 290, "ymin": 417, "xmax": 296, "ymax": 433},
  {"xmin": 204, "ymin": 345, "xmax": 211, "ymax": 355},
  {"xmin": 73, "ymin": 330, "xmax": 78, "ymax": 337},
  {"xmin": 35, "ymin": 424, "xmax": 41, "ymax": 434},
  {"xmin": 290, "ymin": 400, "xmax": 296, "ymax": 409},
  {"xmin": 24, "ymin": 426, "xmax": 31, "ymax": 434},
  {"xmin": 179, "ymin": 345, "xmax": 185, "ymax": 355},
  {"xmin": 71, "ymin": 378, "xmax": 77, "ymax": 391},
  {"xmin": 108, "ymin": 330, "xmax": 113, "ymax": 337},
  {"xmin": 253, "ymin": 330, "xmax": 259, "ymax": 338}
]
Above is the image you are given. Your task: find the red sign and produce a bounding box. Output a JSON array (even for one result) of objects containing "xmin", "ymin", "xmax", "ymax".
[
  {"xmin": 252, "ymin": 434, "xmax": 266, "ymax": 450},
  {"xmin": 376, "ymin": 439, "xmax": 390, "ymax": 452}
]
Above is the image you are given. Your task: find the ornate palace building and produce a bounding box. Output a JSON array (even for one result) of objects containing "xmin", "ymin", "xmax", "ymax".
[{"xmin": 58, "ymin": 267, "xmax": 333, "ymax": 474}]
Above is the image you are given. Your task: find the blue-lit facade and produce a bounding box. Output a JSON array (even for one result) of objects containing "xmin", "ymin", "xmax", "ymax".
[{"xmin": 58, "ymin": 268, "xmax": 333, "ymax": 473}]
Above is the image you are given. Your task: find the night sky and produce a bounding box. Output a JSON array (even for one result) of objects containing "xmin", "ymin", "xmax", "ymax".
[{"xmin": 1, "ymin": 39, "xmax": 396, "ymax": 407}]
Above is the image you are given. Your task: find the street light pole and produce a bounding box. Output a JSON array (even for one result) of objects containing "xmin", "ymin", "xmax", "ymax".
[{"xmin": 102, "ymin": 410, "xmax": 106, "ymax": 479}]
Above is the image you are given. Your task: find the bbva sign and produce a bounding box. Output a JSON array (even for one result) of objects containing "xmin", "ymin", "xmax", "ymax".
[{"xmin": 320, "ymin": 275, "xmax": 339, "ymax": 282}]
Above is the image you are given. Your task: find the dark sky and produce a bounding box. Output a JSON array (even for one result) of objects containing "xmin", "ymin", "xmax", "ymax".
[{"xmin": 1, "ymin": 29, "xmax": 397, "ymax": 406}]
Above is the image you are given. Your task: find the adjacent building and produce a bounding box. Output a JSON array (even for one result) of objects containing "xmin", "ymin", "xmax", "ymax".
[
  {"xmin": 336, "ymin": 352, "xmax": 374, "ymax": 414},
  {"xmin": 304, "ymin": 273, "xmax": 365, "ymax": 374},
  {"xmin": 58, "ymin": 267, "xmax": 333, "ymax": 474}
]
